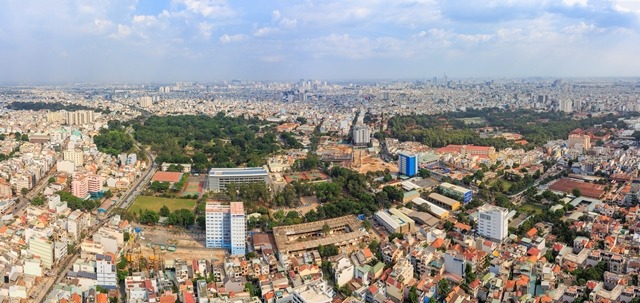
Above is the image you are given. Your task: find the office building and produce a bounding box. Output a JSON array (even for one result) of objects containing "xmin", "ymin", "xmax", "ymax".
[
  {"xmin": 96, "ymin": 253, "xmax": 118, "ymax": 289},
  {"xmin": 398, "ymin": 151, "xmax": 418, "ymax": 177},
  {"xmin": 352, "ymin": 124, "xmax": 371, "ymax": 145},
  {"xmin": 478, "ymin": 205, "xmax": 509, "ymax": 242},
  {"xmin": 206, "ymin": 167, "xmax": 269, "ymax": 192},
  {"xmin": 439, "ymin": 182, "xmax": 473, "ymax": 203},
  {"xmin": 205, "ymin": 202, "xmax": 246, "ymax": 255}
]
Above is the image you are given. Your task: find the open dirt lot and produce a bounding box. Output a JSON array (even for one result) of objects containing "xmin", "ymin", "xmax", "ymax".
[
  {"xmin": 134, "ymin": 224, "xmax": 228, "ymax": 263},
  {"xmin": 353, "ymin": 150, "xmax": 399, "ymax": 174}
]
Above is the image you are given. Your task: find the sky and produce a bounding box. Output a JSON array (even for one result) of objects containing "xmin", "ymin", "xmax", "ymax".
[{"xmin": 1, "ymin": 0, "xmax": 639, "ymax": 83}]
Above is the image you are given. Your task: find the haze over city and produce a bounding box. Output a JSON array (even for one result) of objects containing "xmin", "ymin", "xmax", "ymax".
[{"xmin": 1, "ymin": 0, "xmax": 640, "ymax": 83}]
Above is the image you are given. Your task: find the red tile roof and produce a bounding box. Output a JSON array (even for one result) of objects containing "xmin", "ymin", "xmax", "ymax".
[{"xmin": 152, "ymin": 171, "xmax": 183, "ymax": 183}]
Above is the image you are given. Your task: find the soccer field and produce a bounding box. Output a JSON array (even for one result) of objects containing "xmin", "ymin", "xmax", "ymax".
[{"xmin": 129, "ymin": 196, "xmax": 197, "ymax": 213}]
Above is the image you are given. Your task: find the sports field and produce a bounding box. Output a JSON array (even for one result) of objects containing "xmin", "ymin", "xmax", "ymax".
[
  {"xmin": 181, "ymin": 175, "xmax": 203, "ymax": 197},
  {"xmin": 129, "ymin": 196, "xmax": 196, "ymax": 213}
]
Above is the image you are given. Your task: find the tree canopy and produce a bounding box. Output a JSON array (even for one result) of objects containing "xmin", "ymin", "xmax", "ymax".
[{"xmin": 133, "ymin": 114, "xmax": 281, "ymax": 169}]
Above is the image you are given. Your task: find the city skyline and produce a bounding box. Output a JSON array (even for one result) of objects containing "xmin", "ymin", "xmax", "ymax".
[{"xmin": 1, "ymin": 0, "xmax": 640, "ymax": 83}]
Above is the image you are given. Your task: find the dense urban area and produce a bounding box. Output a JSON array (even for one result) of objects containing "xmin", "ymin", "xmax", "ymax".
[{"xmin": 1, "ymin": 78, "xmax": 640, "ymax": 303}]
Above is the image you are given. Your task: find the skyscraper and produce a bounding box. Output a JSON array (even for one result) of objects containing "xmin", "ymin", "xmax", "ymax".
[
  {"xmin": 398, "ymin": 151, "xmax": 418, "ymax": 177},
  {"xmin": 477, "ymin": 204, "xmax": 509, "ymax": 242},
  {"xmin": 205, "ymin": 202, "xmax": 246, "ymax": 255}
]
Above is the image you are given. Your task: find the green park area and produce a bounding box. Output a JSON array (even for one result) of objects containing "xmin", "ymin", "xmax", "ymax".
[
  {"xmin": 519, "ymin": 202, "xmax": 545, "ymax": 215},
  {"xmin": 129, "ymin": 195, "xmax": 196, "ymax": 213}
]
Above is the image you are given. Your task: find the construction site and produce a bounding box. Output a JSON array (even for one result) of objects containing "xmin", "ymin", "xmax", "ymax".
[
  {"xmin": 352, "ymin": 149, "xmax": 399, "ymax": 174},
  {"xmin": 124, "ymin": 227, "xmax": 228, "ymax": 275}
]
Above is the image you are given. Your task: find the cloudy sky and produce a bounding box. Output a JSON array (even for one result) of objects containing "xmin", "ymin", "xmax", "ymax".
[{"xmin": 1, "ymin": 0, "xmax": 639, "ymax": 83}]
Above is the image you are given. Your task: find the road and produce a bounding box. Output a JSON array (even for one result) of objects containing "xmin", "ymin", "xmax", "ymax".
[
  {"xmin": 34, "ymin": 145, "xmax": 156, "ymax": 302},
  {"xmin": 118, "ymin": 145, "xmax": 156, "ymax": 210}
]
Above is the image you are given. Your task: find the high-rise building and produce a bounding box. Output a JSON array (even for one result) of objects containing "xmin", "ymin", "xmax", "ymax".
[
  {"xmin": 63, "ymin": 150, "xmax": 84, "ymax": 166},
  {"xmin": 64, "ymin": 110, "xmax": 95, "ymax": 125},
  {"xmin": 398, "ymin": 151, "xmax": 418, "ymax": 177},
  {"xmin": 28, "ymin": 236, "xmax": 55, "ymax": 269},
  {"xmin": 72, "ymin": 174, "xmax": 88, "ymax": 199},
  {"xmin": 139, "ymin": 96, "xmax": 153, "ymax": 108},
  {"xmin": 206, "ymin": 167, "xmax": 269, "ymax": 192},
  {"xmin": 559, "ymin": 99, "xmax": 573, "ymax": 113},
  {"xmin": 0, "ymin": 178, "xmax": 12, "ymax": 198},
  {"xmin": 477, "ymin": 205, "xmax": 509, "ymax": 242},
  {"xmin": 352, "ymin": 124, "xmax": 371, "ymax": 145},
  {"xmin": 87, "ymin": 174, "xmax": 103, "ymax": 193},
  {"xmin": 67, "ymin": 209, "xmax": 87, "ymax": 241},
  {"xmin": 205, "ymin": 202, "xmax": 246, "ymax": 255}
]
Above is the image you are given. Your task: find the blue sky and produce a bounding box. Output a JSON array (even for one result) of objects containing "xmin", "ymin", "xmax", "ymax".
[{"xmin": 0, "ymin": 0, "xmax": 639, "ymax": 83}]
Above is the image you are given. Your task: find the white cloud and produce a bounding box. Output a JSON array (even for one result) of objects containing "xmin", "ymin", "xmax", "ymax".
[
  {"xmin": 562, "ymin": 0, "xmax": 588, "ymax": 6},
  {"xmin": 254, "ymin": 27, "xmax": 276, "ymax": 37},
  {"xmin": 612, "ymin": 0, "xmax": 640, "ymax": 14},
  {"xmin": 272, "ymin": 10, "xmax": 281, "ymax": 21},
  {"xmin": 132, "ymin": 15, "xmax": 158, "ymax": 26},
  {"xmin": 199, "ymin": 22, "xmax": 215, "ymax": 39},
  {"xmin": 174, "ymin": 0, "xmax": 235, "ymax": 18},
  {"xmin": 93, "ymin": 18, "xmax": 113, "ymax": 33},
  {"xmin": 110, "ymin": 24, "xmax": 132, "ymax": 38},
  {"xmin": 279, "ymin": 18, "xmax": 297, "ymax": 29},
  {"xmin": 219, "ymin": 33, "xmax": 246, "ymax": 44}
]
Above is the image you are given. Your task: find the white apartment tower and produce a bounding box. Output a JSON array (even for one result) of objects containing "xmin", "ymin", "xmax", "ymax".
[
  {"xmin": 139, "ymin": 96, "xmax": 153, "ymax": 108},
  {"xmin": 64, "ymin": 110, "xmax": 95, "ymax": 125},
  {"xmin": 352, "ymin": 124, "xmax": 372, "ymax": 145},
  {"xmin": 205, "ymin": 202, "xmax": 246, "ymax": 255},
  {"xmin": 477, "ymin": 204, "xmax": 509, "ymax": 242},
  {"xmin": 559, "ymin": 99, "xmax": 573, "ymax": 113}
]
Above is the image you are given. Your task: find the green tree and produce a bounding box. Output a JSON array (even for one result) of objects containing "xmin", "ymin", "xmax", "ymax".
[
  {"xmin": 159, "ymin": 205, "xmax": 170, "ymax": 217},
  {"xmin": 418, "ymin": 169, "xmax": 431, "ymax": 178},
  {"xmin": 383, "ymin": 174, "xmax": 392, "ymax": 182},
  {"xmin": 31, "ymin": 195, "xmax": 45, "ymax": 206},
  {"xmin": 368, "ymin": 239, "xmax": 379, "ymax": 252},
  {"xmin": 197, "ymin": 216, "xmax": 206, "ymax": 229},
  {"xmin": 48, "ymin": 177, "xmax": 56, "ymax": 184},
  {"xmin": 465, "ymin": 263, "xmax": 476, "ymax": 284},
  {"xmin": 408, "ymin": 285, "xmax": 418, "ymax": 303},
  {"xmin": 317, "ymin": 244, "xmax": 339, "ymax": 258},
  {"xmin": 438, "ymin": 279, "xmax": 451, "ymax": 299},
  {"xmin": 139, "ymin": 210, "xmax": 159, "ymax": 225},
  {"xmin": 21, "ymin": 188, "xmax": 28, "ymax": 196},
  {"xmin": 572, "ymin": 188, "xmax": 582, "ymax": 197},
  {"xmin": 388, "ymin": 232, "xmax": 404, "ymax": 241},
  {"xmin": 322, "ymin": 224, "xmax": 331, "ymax": 235}
]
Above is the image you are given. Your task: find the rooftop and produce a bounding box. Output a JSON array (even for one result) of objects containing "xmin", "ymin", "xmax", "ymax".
[{"xmin": 208, "ymin": 167, "xmax": 268, "ymax": 176}]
